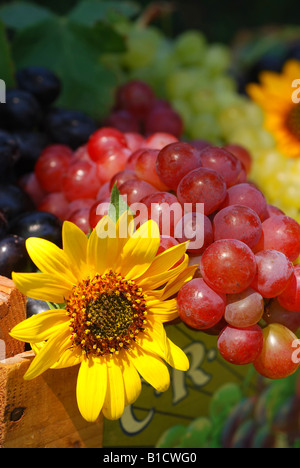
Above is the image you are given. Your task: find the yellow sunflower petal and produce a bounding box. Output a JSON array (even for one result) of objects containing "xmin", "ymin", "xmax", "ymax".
[
  {"xmin": 102, "ymin": 354, "xmax": 125, "ymax": 420},
  {"xmin": 12, "ymin": 271, "xmax": 72, "ymax": 303},
  {"xmin": 137, "ymin": 241, "xmax": 188, "ymax": 281},
  {"xmin": 9, "ymin": 308, "xmax": 68, "ymax": 343},
  {"xmin": 128, "ymin": 343, "xmax": 170, "ymax": 392},
  {"xmin": 153, "ymin": 265, "xmax": 197, "ymax": 301},
  {"xmin": 52, "ymin": 345, "xmax": 83, "ymax": 369},
  {"xmin": 121, "ymin": 353, "xmax": 142, "ymax": 406},
  {"xmin": 25, "ymin": 237, "xmax": 77, "ymax": 284},
  {"xmin": 24, "ymin": 323, "xmax": 71, "ymax": 380},
  {"xmin": 147, "ymin": 297, "xmax": 179, "ymax": 322},
  {"xmin": 141, "ymin": 317, "xmax": 189, "ymax": 371},
  {"xmin": 138, "ymin": 253, "xmax": 189, "ymax": 291},
  {"xmin": 119, "ymin": 220, "xmax": 160, "ymax": 279},
  {"xmin": 76, "ymin": 355, "xmax": 107, "ymax": 423},
  {"xmin": 62, "ymin": 221, "xmax": 88, "ymax": 279}
]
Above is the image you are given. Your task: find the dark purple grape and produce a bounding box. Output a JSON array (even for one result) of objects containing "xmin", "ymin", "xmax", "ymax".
[
  {"xmin": 0, "ymin": 184, "xmax": 34, "ymax": 221},
  {"xmin": 0, "ymin": 130, "xmax": 20, "ymax": 181},
  {"xmin": 0, "ymin": 89, "xmax": 42, "ymax": 131},
  {"xmin": 0, "ymin": 210, "xmax": 8, "ymax": 240},
  {"xmin": 12, "ymin": 131, "xmax": 49, "ymax": 175},
  {"xmin": 43, "ymin": 107, "xmax": 97, "ymax": 149},
  {"xmin": 0, "ymin": 235, "xmax": 32, "ymax": 278},
  {"xmin": 9, "ymin": 210, "xmax": 62, "ymax": 246},
  {"xmin": 16, "ymin": 66, "xmax": 61, "ymax": 107}
]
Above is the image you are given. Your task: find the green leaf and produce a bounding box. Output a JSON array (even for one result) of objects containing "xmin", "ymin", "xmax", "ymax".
[
  {"xmin": 0, "ymin": 1, "xmax": 55, "ymax": 30},
  {"xmin": 69, "ymin": 19, "xmax": 126, "ymax": 54},
  {"xmin": 0, "ymin": 21, "xmax": 15, "ymax": 87},
  {"xmin": 108, "ymin": 184, "xmax": 130, "ymax": 223},
  {"xmin": 68, "ymin": 0, "xmax": 140, "ymax": 27},
  {"xmin": 10, "ymin": 17, "xmax": 119, "ymax": 119}
]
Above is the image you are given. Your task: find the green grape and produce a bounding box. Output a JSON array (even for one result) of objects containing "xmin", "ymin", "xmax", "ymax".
[
  {"xmin": 187, "ymin": 112, "xmax": 222, "ymax": 142},
  {"xmin": 179, "ymin": 417, "xmax": 212, "ymax": 448},
  {"xmin": 166, "ymin": 68, "xmax": 209, "ymax": 100},
  {"xmin": 173, "ymin": 30, "xmax": 207, "ymax": 66},
  {"xmin": 188, "ymin": 87, "xmax": 219, "ymax": 115},
  {"xmin": 202, "ymin": 43, "xmax": 231, "ymax": 74},
  {"xmin": 209, "ymin": 383, "xmax": 243, "ymax": 426},
  {"xmin": 121, "ymin": 26, "xmax": 163, "ymax": 70},
  {"xmin": 155, "ymin": 424, "xmax": 187, "ymax": 448}
]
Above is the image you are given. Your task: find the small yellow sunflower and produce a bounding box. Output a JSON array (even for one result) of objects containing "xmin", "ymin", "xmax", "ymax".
[
  {"xmin": 10, "ymin": 212, "xmax": 196, "ymax": 422},
  {"xmin": 247, "ymin": 59, "xmax": 300, "ymax": 159}
]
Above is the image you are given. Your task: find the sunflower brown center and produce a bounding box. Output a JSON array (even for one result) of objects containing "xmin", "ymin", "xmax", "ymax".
[
  {"xmin": 66, "ymin": 270, "xmax": 147, "ymax": 356},
  {"xmin": 286, "ymin": 103, "xmax": 300, "ymax": 141}
]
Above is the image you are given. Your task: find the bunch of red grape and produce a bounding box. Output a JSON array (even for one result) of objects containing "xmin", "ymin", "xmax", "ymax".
[{"xmin": 21, "ymin": 80, "xmax": 300, "ymax": 380}]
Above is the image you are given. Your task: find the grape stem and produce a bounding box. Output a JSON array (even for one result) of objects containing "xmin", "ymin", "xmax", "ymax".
[{"xmin": 136, "ymin": 2, "xmax": 175, "ymax": 27}]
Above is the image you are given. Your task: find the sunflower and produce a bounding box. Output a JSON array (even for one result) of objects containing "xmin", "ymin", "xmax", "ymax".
[
  {"xmin": 247, "ymin": 59, "xmax": 300, "ymax": 159},
  {"xmin": 10, "ymin": 212, "xmax": 196, "ymax": 422}
]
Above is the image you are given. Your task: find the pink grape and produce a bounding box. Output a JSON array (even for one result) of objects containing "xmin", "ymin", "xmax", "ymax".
[
  {"xmin": 220, "ymin": 182, "xmax": 268, "ymax": 221},
  {"xmin": 200, "ymin": 239, "xmax": 257, "ymax": 294},
  {"xmin": 156, "ymin": 142, "xmax": 202, "ymax": 191},
  {"xmin": 177, "ymin": 167, "xmax": 227, "ymax": 215},
  {"xmin": 109, "ymin": 169, "xmax": 138, "ymax": 190},
  {"xmin": 68, "ymin": 208, "xmax": 91, "ymax": 234},
  {"xmin": 199, "ymin": 146, "xmax": 243, "ymax": 187},
  {"xmin": 104, "ymin": 108, "xmax": 140, "ymax": 133},
  {"xmin": 177, "ymin": 278, "xmax": 226, "ymax": 330},
  {"xmin": 143, "ymin": 132, "xmax": 178, "ymax": 150},
  {"xmin": 263, "ymin": 299, "xmax": 300, "ymax": 333},
  {"xmin": 217, "ymin": 324, "xmax": 264, "ymax": 365},
  {"xmin": 96, "ymin": 146, "xmax": 130, "ymax": 183},
  {"xmin": 38, "ymin": 192, "xmax": 69, "ymax": 221},
  {"xmin": 278, "ymin": 265, "xmax": 300, "ymax": 311},
  {"xmin": 213, "ymin": 204, "xmax": 262, "ymax": 249},
  {"xmin": 224, "ymin": 288, "xmax": 264, "ymax": 328},
  {"xmin": 254, "ymin": 214, "xmax": 300, "ymax": 262},
  {"xmin": 253, "ymin": 323, "xmax": 300, "ymax": 379},
  {"xmin": 251, "ymin": 249, "xmax": 294, "ymax": 298},
  {"xmin": 124, "ymin": 132, "xmax": 145, "ymax": 152}
]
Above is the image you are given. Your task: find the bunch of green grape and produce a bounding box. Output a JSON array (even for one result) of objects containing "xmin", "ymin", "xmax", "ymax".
[
  {"xmin": 102, "ymin": 22, "xmax": 300, "ymax": 223},
  {"xmin": 155, "ymin": 371, "xmax": 300, "ymax": 448}
]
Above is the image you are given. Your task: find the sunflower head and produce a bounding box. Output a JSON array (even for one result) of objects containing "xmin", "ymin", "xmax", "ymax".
[
  {"xmin": 9, "ymin": 210, "xmax": 196, "ymax": 422},
  {"xmin": 247, "ymin": 59, "xmax": 300, "ymax": 158}
]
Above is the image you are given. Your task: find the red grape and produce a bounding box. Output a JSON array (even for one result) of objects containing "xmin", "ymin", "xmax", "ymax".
[
  {"xmin": 278, "ymin": 265, "xmax": 300, "ymax": 311},
  {"xmin": 251, "ymin": 250, "xmax": 294, "ymax": 298},
  {"xmin": 19, "ymin": 172, "xmax": 46, "ymax": 206},
  {"xmin": 156, "ymin": 142, "xmax": 202, "ymax": 191},
  {"xmin": 199, "ymin": 146, "xmax": 243, "ymax": 187},
  {"xmin": 264, "ymin": 299, "xmax": 300, "ymax": 333},
  {"xmin": 104, "ymin": 108, "xmax": 140, "ymax": 133},
  {"xmin": 223, "ymin": 143, "xmax": 252, "ymax": 174},
  {"xmin": 124, "ymin": 132, "xmax": 145, "ymax": 152},
  {"xmin": 177, "ymin": 167, "xmax": 227, "ymax": 215},
  {"xmin": 177, "ymin": 278, "xmax": 226, "ymax": 330},
  {"xmin": 66, "ymin": 198, "xmax": 95, "ymax": 218},
  {"xmin": 109, "ymin": 169, "xmax": 138, "ymax": 190},
  {"xmin": 254, "ymin": 215, "xmax": 300, "ymax": 262},
  {"xmin": 115, "ymin": 80, "xmax": 155, "ymax": 119},
  {"xmin": 253, "ymin": 323, "xmax": 300, "ymax": 379},
  {"xmin": 174, "ymin": 212, "xmax": 213, "ymax": 254},
  {"xmin": 144, "ymin": 107, "xmax": 183, "ymax": 138},
  {"xmin": 62, "ymin": 160, "xmax": 100, "ymax": 201},
  {"xmin": 139, "ymin": 191, "xmax": 183, "ymax": 237},
  {"xmin": 217, "ymin": 324, "xmax": 264, "ymax": 365},
  {"xmin": 213, "ymin": 204, "xmax": 262, "ymax": 249},
  {"xmin": 119, "ymin": 179, "xmax": 158, "ymax": 205},
  {"xmin": 87, "ymin": 127, "xmax": 128, "ymax": 163},
  {"xmin": 200, "ymin": 239, "xmax": 257, "ymax": 294},
  {"xmin": 96, "ymin": 146, "xmax": 131, "ymax": 183},
  {"xmin": 220, "ymin": 182, "xmax": 268, "ymax": 221},
  {"xmin": 135, "ymin": 149, "xmax": 169, "ymax": 191},
  {"xmin": 224, "ymin": 288, "xmax": 264, "ymax": 328},
  {"xmin": 89, "ymin": 199, "xmax": 110, "ymax": 229},
  {"xmin": 143, "ymin": 132, "xmax": 178, "ymax": 150},
  {"xmin": 68, "ymin": 208, "xmax": 90, "ymax": 234},
  {"xmin": 34, "ymin": 144, "xmax": 72, "ymax": 193},
  {"xmin": 266, "ymin": 204, "xmax": 285, "ymax": 218},
  {"xmin": 38, "ymin": 191, "xmax": 69, "ymax": 221}
]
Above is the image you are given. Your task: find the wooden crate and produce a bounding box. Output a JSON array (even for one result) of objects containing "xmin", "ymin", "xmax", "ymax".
[{"xmin": 0, "ymin": 276, "xmax": 103, "ymax": 448}]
